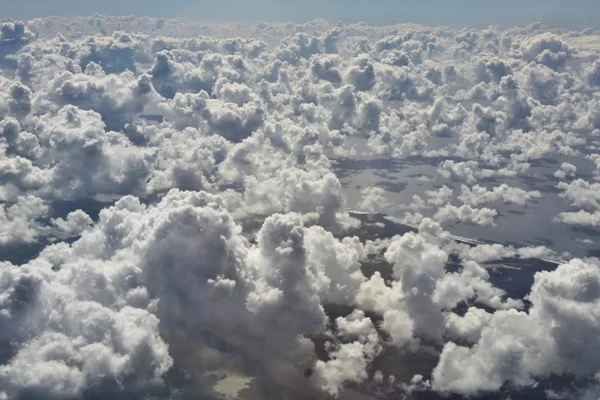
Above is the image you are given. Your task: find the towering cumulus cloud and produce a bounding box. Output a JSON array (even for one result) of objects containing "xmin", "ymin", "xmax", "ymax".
[{"xmin": 0, "ymin": 14, "xmax": 599, "ymax": 400}]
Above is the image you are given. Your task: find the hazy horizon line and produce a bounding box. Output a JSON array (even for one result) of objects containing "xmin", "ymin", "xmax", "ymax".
[{"xmin": 1, "ymin": 0, "xmax": 599, "ymax": 30}]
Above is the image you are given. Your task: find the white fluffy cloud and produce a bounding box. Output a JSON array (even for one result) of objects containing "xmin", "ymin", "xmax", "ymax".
[
  {"xmin": 0, "ymin": 196, "xmax": 48, "ymax": 245},
  {"xmin": 458, "ymin": 184, "xmax": 542, "ymax": 207},
  {"xmin": 554, "ymin": 178, "xmax": 600, "ymax": 227},
  {"xmin": 554, "ymin": 162, "xmax": 577, "ymax": 180},
  {"xmin": 312, "ymin": 310, "xmax": 382, "ymax": 396},
  {"xmin": 1, "ymin": 15, "xmax": 600, "ymax": 400},
  {"xmin": 356, "ymin": 186, "xmax": 388, "ymax": 212},
  {"xmin": 0, "ymin": 189, "xmax": 367, "ymax": 398},
  {"xmin": 434, "ymin": 204, "xmax": 497, "ymax": 226},
  {"xmin": 51, "ymin": 210, "xmax": 93, "ymax": 236},
  {"xmin": 432, "ymin": 258, "xmax": 600, "ymax": 396}
]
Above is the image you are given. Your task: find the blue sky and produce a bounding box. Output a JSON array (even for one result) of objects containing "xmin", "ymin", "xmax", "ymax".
[{"xmin": 2, "ymin": 0, "xmax": 599, "ymax": 28}]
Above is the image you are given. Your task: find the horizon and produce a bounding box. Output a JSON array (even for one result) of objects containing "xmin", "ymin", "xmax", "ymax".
[{"xmin": 2, "ymin": 0, "xmax": 600, "ymax": 29}]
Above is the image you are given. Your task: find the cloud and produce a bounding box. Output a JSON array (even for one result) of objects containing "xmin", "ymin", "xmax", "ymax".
[
  {"xmin": 554, "ymin": 162, "xmax": 577, "ymax": 180},
  {"xmin": 51, "ymin": 209, "xmax": 93, "ymax": 237},
  {"xmin": 30, "ymin": 105, "xmax": 155, "ymax": 199},
  {"xmin": 557, "ymin": 179, "xmax": 600, "ymax": 211},
  {"xmin": 356, "ymin": 186, "xmax": 388, "ymax": 212},
  {"xmin": 0, "ymin": 21, "xmax": 34, "ymax": 67},
  {"xmin": 433, "ymin": 204, "xmax": 497, "ymax": 226},
  {"xmin": 520, "ymin": 33, "xmax": 574, "ymax": 70},
  {"xmin": 0, "ymin": 189, "xmax": 371, "ymax": 398},
  {"xmin": 0, "ymin": 196, "xmax": 48, "ymax": 246},
  {"xmin": 587, "ymin": 59, "xmax": 600, "ymax": 86},
  {"xmin": 458, "ymin": 184, "xmax": 542, "ymax": 207},
  {"xmin": 432, "ymin": 258, "xmax": 600, "ymax": 396},
  {"xmin": 554, "ymin": 210, "xmax": 600, "ymax": 227},
  {"xmin": 444, "ymin": 307, "xmax": 492, "ymax": 343},
  {"xmin": 1, "ymin": 15, "xmax": 600, "ymax": 400},
  {"xmin": 312, "ymin": 310, "xmax": 382, "ymax": 396}
]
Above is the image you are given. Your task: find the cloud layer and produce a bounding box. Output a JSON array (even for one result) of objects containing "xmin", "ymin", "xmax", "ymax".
[{"xmin": 0, "ymin": 15, "xmax": 600, "ymax": 400}]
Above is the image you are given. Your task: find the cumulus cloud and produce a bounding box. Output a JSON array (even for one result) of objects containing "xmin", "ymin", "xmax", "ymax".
[
  {"xmin": 1, "ymin": 15, "xmax": 600, "ymax": 400},
  {"xmin": 554, "ymin": 210, "xmax": 600, "ymax": 227},
  {"xmin": 432, "ymin": 258, "xmax": 600, "ymax": 396},
  {"xmin": 0, "ymin": 21, "xmax": 34, "ymax": 68},
  {"xmin": 356, "ymin": 186, "xmax": 388, "ymax": 212},
  {"xmin": 51, "ymin": 210, "xmax": 93, "ymax": 237},
  {"xmin": 434, "ymin": 204, "xmax": 498, "ymax": 226},
  {"xmin": 557, "ymin": 179, "xmax": 600, "ymax": 211},
  {"xmin": 587, "ymin": 59, "xmax": 600, "ymax": 86},
  {"xmin": 521, "ymin": 33, "xmax": 574, "ymax": 70},
  {"xmin": 0, "ymin": 189, "xmax": 368, "ymax": 398},
  {"xmin": 458, "ymin": 184, "xmax": 542, "ymax": 207},
  {"xmin": 0, "ymin": 196, "xmax": 48, "ymax": 245},
  {"xmin": 312, "ymin": 310, "xmax": 382, "ymax": 396},
  {"xmin": 554, "ymin": 162, "xmax": 577, "ymax": 180}
]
